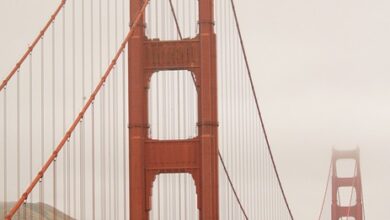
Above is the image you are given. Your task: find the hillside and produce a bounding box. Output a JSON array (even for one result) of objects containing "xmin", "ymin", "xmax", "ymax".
[{"xmin": 0, "ymin": 202, "xmax": 74, "ymax": 220}]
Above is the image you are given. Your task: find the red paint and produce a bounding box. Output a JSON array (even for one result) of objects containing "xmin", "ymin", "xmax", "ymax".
[
  {"xmin": 332, "ymin": 148, "xmax": 363, "ymax": 220},
  {"xmin": 128, "ymin": 0, "xmax": 219, "ymax": 219}
]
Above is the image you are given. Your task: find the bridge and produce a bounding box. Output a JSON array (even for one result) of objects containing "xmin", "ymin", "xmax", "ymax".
[{"xmin": 0, "ymin": 0, "xmax": 368, "ymax": 219}]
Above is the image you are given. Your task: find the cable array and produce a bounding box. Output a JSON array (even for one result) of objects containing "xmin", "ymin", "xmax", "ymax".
[
  {"xmin": 318, "ymin": 150, "xmax": 366, "ymax": 220},
  {"xmin": 0, "ymin": 0, "xmax": 299, "ymax": 219},
  {"xmin": 146, "ymin": 1, "xmax": 199, "ymax": 219},
  {"xmin": 216, "ymin": 0, "xmax": 294, "ymax": 218},
  {"xmin": 1, "ymin": 0, "xmax": 135, "ymax": 219}
]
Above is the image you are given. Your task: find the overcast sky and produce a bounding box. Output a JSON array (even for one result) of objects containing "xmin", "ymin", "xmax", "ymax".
[
  {"xmin": 235, "ymin": 0, "xmax": 390, "ymax": 219},
  {"xmin": 1, "ymin": 0, "xmax": 390, "ymax": 219}
]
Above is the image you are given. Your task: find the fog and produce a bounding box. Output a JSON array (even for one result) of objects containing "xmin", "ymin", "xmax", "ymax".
[{"xmin": 1, "ymin": 0, "xmax": 390, "ymax": 219}]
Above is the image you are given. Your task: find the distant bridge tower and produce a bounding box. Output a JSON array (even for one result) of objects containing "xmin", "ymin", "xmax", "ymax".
[
  {"xmin": 331, "ymin": 148, "xmax": 363, "ymax": 220},
  {"xmin": 128, "ymin": 0, "xmax": 219, "ymax": 219}
]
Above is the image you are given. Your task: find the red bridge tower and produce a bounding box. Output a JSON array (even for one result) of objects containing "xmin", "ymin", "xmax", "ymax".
[
  {"xmin": 128, "ymin": 0, "xmax": 219, "ymax": 219},
  {"xmin": 332, "ymin": 148, "xmax": 363, "ymax": 220}
]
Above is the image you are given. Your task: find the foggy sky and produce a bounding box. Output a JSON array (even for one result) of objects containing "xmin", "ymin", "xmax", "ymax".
[{"xmin": 1, "ymin": 0, "xmax": 390, "ymax": 219}]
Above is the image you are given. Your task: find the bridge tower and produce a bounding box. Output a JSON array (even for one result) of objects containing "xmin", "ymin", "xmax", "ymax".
[
  {"xmin": 128, "ymin": 0, "xmax": 219, "ymax": 219},
  {"xmin": 331, "ymin": 148, "xmax": 363, "ymax": 220}
]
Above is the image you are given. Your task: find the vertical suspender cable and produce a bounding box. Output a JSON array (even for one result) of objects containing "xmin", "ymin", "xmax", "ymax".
[
  {"xmin": 5, "ymin": 4, "xmax": 149, "ymax": 218},
  {"xmin": 155, "ymin": 1, "xmax": 161, "ymax": 219},
  {"xmin": 80, "ymin": 0, "xmax": 86, "ymax": 218},
  {"xmin": 189, "ymin": 2, "xmax": 194, "ymax": 218},
  {"xmin": 52, "ymin": 20, "xmax": 58, "ymax": 220},
  {"xmin": 167, "ymin": 2, "xmax": 173, "ymax": 217},
  {"xmin": 72, "ymin": 0, "xmax": 77, "ymax": 216},
  {"xmin": 80, "ymin": 118, "xmax": 85, "ymax": 220},
  {"xmin": 346, "ymin": 164, "xmax": 358, "ymax": 219},
  {"xmin": 177, "ymin": 55, "xmax": 182, "ymax": 220},
  {"xmin": 233, "ymin": 10, "xmax": 239, "ymax": 218},
  {"xmin": 121, "ymin": 0, "xmax": 128, "ymax": 219},
  {"xmin": 101, "ymin": 77, "xmax": 107, "ymax": 219},
  {"xmin": 233, "ymin": 10, "xmax": 240, "ymax": 218},
  {"xmin": 114, "ymin": 0, "xmax": 119, "ymax": 218},
  {"xmin": 122, "ymin": 49, "xmax": 127, "ymax": 220},
  {"xmin": 108, "ymin": 69, "xmax": 112, "ymax": 219},
  {"xmin": 17, "ymin": 67, "xmax": 21, "ymax": 220},
  {"xmin": 153, "ymin": 3, "xmax": 160, "ymax": 219},
  {"xmin": 318, "ymin": 161, "xmax": 332, "ymax": 220},
  {"xmin": 99, "ymin": 0, "xmax": 107, "ymax": 217},
  {"xmin": 107, "ymin": 0, "xmax": 112, "ymax": 217},
  {"xmin": 181, "ymin": 1, "xmax": 187, "ymax": 216},
  {"xmin": 177, "ymin": 1, "xmax": 187, "ymax": 219},
  {"xmin": 3, "ymin": 86, "xmax": 7, "ymax": 218},
  {"xmin": 219, "ymin": 0, "xmax": 228, "ymax": 217},
  {"xmin": 90, "ymin": 0, "xmax": 96, "ymax": 218},
  {"xmin": 229, "ymin": 0, "xmax": 294, "ymax": 218},
  {"xmin": 162, "ymin": 3, "xmax": 168, "ymax": 218},
  {"xmin": 39, "ymin": 37, "xmax": 45, "ymax": 220},
  {"xmin": 227, "ymin": 5, "xmax": 233, "ymax": 217},
  {"xmin": 169, "ymin": 3, "xmax": 175, "ymax": 218},
  {"xmin": 62, "ymin": 4, "xmax": 67, "ymax": 219},
  {"xmin": 237, "ymin": 23, "xmax": 248, "ymax": 215},
  {"xmin": 29, "ymin": 51, "xmax": 33, "ymax": 220}
]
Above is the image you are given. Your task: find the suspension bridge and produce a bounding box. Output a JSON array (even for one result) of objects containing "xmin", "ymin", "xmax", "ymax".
[{"xmin": 0, "ymin": 0, "xmax": 366, "ymax": 219}]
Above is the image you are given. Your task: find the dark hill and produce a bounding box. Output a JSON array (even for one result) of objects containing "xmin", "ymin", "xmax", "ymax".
[{"xmin": 0, "ymin": 202, "xmax": 74, "ymax": 220}]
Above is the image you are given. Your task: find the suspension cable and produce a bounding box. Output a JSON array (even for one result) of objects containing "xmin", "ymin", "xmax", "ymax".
[
  {"xmin": 228, "ymin": 0, "xmax": 294, "ymax": 218},
  {"xmin": 168, "ymin": 0, "xmax": 182, "ymax": 39},
  {"xmin": 346, "ymin": 164, "xmax": 358, "ymax": 219},
  {"xmin": 3, "ymin": 86, "xmax": 7, "ymax": 218},
  {"xmin": 0, "ymin": 0, "xmax": 67, "ymax": 93},
  {"xmin": 107, "ymin": 0, "xmax": 113, "ymax": 217},
  {"xmin": 166, "ymin": 0, "xmax": 196, "ymax": 87},
  {"xmin": 62, "ymin": 3, "xmax": 67, "ymax": 218},
  {"xmin": 80, "ymin": 0, "xmax": 86, "ymax": 219},
  {"xmin": 121, "ymin": 0, "xmax": 128, "ymax": 218},
  {"xmin": 28, "ymin": 50, "xmax": 33, "ymax": 220},
  {"xmin": 99, "ymin": 0, "xmax": 107, "ymax": 218},
  {"xmin": 218, "ymin": 151, "xmax": 249, "ymax": 219},
  {"xmin": 39, "ymin": 36, "xmax": 45, "ymax": 220},
  {"xmin": 114, "ymin": 0, "xmax": 119, "ymax": 218},
  {"xmin": 72, "ymin": 0, "xmax": 77, "ymax": 217},
  {"xmin": 5, "ymin": 1, "xmax": 149, "ymax": 218},
  {"xmin": 16, "ymin": 67, "xmax": 21, "ymax": 219},
  {"xmin": 52, "ymin": 19, "xmax": 58, "ymax": 220},
  {"xmin": 318, "ymin": 161, "xmax": 332, "ymax": 220},
  {"xmin": 90, "ymin": 0, "xmax": 96, "ymax": 218}
]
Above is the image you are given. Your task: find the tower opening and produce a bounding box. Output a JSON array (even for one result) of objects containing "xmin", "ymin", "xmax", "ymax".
[
  {"xmin": 149, "ymin": 173, "xmax": 199, "ymax": 219},
  {"xmin": 145, "ymin": 0, "xmax": 199, "ymax": 40},
  {"xmin": 148, "ymin": 70, "xmax": 198, "ymax": 140},
  {"xmin": 336, "ymin": 159, "xmax": 357, "ymax": 178}
]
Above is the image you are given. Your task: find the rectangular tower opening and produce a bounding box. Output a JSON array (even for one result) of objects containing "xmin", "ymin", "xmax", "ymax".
[
  {"xmin": 148, "ymin": 70, "xmax": 198, "ymax": 140},
  {"xmin": 150, "ymin": 173, "xmax": 199, "ymax": 219}
]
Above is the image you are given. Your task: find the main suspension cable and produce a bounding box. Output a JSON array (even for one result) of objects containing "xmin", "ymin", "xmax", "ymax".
[
  {"xmin": 218, "ymin": 151, "xmax": 249, "ymax": 220},
  {"xmin": 0, "ymin": 0, "xmax": 67, "ymax": 93},
  {"xmin": 228, "ymin": 0, "xmax": 294, "ymax": 218},
  {"xmin": 318, "ymin": 161, "xmax": 332, "ymax": 220},
  {"xmin": 5, "ymin": 1, "xmax": 150, "ymax": 218}
]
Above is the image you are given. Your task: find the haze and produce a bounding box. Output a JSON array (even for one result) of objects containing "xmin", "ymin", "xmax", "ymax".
[{"xmin": 1, "ymin": 0, "xmax": 389, "ymax": 219}]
